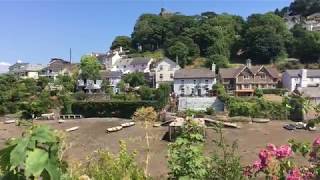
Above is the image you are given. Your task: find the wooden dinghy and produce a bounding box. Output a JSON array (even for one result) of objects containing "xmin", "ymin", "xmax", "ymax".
[
  {"xmin": 203, "ymin": 118, "xmax": 240, "ymax": 129},
  {"xmin": 252, "ymin": 118, "xmax": 270, "ymax": 123},
  {"xmin": 106, "ymin": 126, "xmax": 123, "ymax": 133},
  {"xmin": 120, "ymin": 122, "xmax": 135, "ymax": 128},
  {"xmin": 66, "ymin": 126, "xmax": 79, "ymax": 132},
  {"xmin": 4, "ymin": 120, "xmax": 15, "ymax": 124}
]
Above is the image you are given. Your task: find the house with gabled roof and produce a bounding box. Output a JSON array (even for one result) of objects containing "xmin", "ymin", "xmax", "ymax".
[
  {"xmin": 111, "ymin": 57, "xmax": 153, "ymax": 74},
  {"xmin": 282, "ymin": 69, "xmax": 320, "ymax": 92},
  {"xmin": 219, "ymin": 59, "xmax": 280, "ymax": 96},
  {"xmin": 174, "ymin": 66, "xmax": 216, "ymax": 96},
  {"xmin": 152, "ymin": 58, "xmax": 180, "ymax": 88}
]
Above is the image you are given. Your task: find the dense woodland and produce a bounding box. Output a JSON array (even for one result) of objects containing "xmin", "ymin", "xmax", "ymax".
[{"xmin": 111, "ymin": 0, "xmax": 320, "ymax": 69}]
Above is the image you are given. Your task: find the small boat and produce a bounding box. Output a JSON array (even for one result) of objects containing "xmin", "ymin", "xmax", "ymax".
[
  {"xmin": 295, "ymin": 122, "xmax": 306, "ymax": 129},
  {"xmin": 120, "ymin": 122, "xmax": 135, "ymax": 128},
  {"xmin": 58, "ymin": 120, "xmax": 66, "ymax": 123},
  {"xmin": 283, "ymin": 124, "xmax": 295, "ymax": 131},
  {"xmin": 4, "ymin": 120, "xmax": 15, "ymax": 124},
  {"xmin": 252, "ymin": 118, "xmax": 270, "ymax": 123},
  {"xmin": 106, "ymin": 126, "xmax": 123, "ymax": 133},
  {"xmin": 66, "ymin": 126, "xmax": 79, "ymax": 132}
]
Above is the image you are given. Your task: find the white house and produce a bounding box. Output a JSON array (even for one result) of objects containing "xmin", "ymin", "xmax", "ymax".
[
  {"xmin": 153, "ymin": 58, "xmax": 180, "ymax": 88},
  {"xmin": 282, "ymin": 69, "xmax": 320, "ymax": 92},
  {"xmin": 111, "ymin": 57, "xmax": 153, "ymax": 74},
  {"xmin": 77, "ymin": 79, "xmax": 103, "ymax": 94},
  {"xmin": 100, "ymin": 70, "xmax": 123, "ymax": 93},
  {"xmin": 173, "ymin": 66, "xmax": 216, "ymax": 96},
  {"xmin": 9, "ymin": 63, "xmax": 45, "ymax": 79}
]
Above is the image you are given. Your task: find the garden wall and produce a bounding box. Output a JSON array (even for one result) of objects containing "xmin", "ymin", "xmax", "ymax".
[{"xmin": 178, "ymin": 97, "xmax": 224, "ymax": 111}]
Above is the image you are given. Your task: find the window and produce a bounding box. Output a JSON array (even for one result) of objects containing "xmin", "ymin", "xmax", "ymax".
[
  {"xmin": 181, "ymin": 80, "xmax": 184, "ymax": 84},
  {"xmin": 244, "ymin": 84, "xmax": 249, "ymax": 89},
  {"xmin": 311, "ymin": 78, "xmax": 314, "ymax": 82},
  {"xmin": 191, "ymin": 88, "xmax": 195, "ymax": 95},
  {"xmin": 181, "ymin": 88, "xmax": 185, "ymax": 94},
  {"xmin": 170, "ymin": 73, "xmax": 173, "ymax": 78},
  {"xmin": 261, "ymin": 84, "xmax": 265, "ymax": 89},
  {"xmin": 194, "ymin": 80, "xmax": 196, "ymax": 84},
  {"xmin": 261, "ymin": 74, "xmax": 266, "ymax": 79},
  {"xmin": 244, "ymin": 75, "xmax": 249, "ymax": 79},
  {"xmin": 124, "ymin": 65, "xmax": 126, "ymax": 68},
  {"xmin": 159, "ymin": 65, "xmax": 163, "ymax": 70},
  {"xmin": 205, "ymin": 80, "xmax": 209, "ymax": 84},
  {"xmin": 160, "ymin": 74, "xmax": 163, "ymax": 79}
]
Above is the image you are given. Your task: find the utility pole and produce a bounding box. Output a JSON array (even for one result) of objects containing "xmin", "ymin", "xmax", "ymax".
[{"xmin": 69, "ymin": 48, "xmax": 72, "ymax": 63}]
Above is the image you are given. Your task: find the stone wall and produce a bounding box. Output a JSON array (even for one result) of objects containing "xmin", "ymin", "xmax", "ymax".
[{"xmin": 178, "ymin": 96, "xmax": 224, "ymax": 111}]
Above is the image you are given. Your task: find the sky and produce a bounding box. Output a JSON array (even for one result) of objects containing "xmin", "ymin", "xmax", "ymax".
[{"xmin": 0, "ymin": 0, "xmax": 293, "ymax": 72}]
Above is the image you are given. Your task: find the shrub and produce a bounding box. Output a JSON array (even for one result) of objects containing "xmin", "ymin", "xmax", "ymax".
[
  {"xmin": 205, "ymin": 107, "xmax": 215, "ymax": 115},
  {"xmin": 155, "ymin": 83, "xmax": 171, "ymax": 109},
  {"xmin": 138, "ymin": 86, "xmax": 154, "ymax": 100},
  {"xmin": 71, "ymin": 101, "xmax": 159, "ymax": 118},
  {"xmin": 168, "ymin": 119, "xmax": 207, "ymax": 179},
  {"xmin": 261, "ymin": 88, "xmax": 288, "ymax": 95},
  {"xmin": 0, "ymin": 125, "xmax": 66, "ymax": 179},
  {"xmin": 73, "ymin": 91, "xmax": 86, "ymax": 101},
  {"xmin": 254, "ymin": 88, "xmax": 263, "ymax": 98},
  {"xmin": 69, "ymin": 141, "xmax": 147, "ymax": 180}
]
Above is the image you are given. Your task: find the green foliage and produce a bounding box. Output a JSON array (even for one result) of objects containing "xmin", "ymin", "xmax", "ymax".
[
  {"xmin": 205, "ymin": 107, "xmax": 215, "ymax": 115},
  {"xmin": 226, "ymin": 97, "xmax": 288, "ymax": 120},
  {"xmin": 111, "ymin": 35, "xmax": 132, "ymax": 51},
  {"xmin": 254, "ymin": 88, "xmax": 263, "ymax": 98},
  {"xmin": 71, "ymin": 101, "xmax": 159, "ymax": 118},
  {"xmin": 166, "ymin": 41, "xmax": 189, "ymax": 67},
  {"xmin": 261, "ymin": 88, "xmax": 287, "ymax": 95},
  {"xmin": 0, "ymin": 125, "xmax": 65, "ymax": 179},
  {"xmin": 138, "ymin": 86, "xmax": 154, "ymax": 100},
  {"xmin": 73, "ymin": 91, "xmax": 87, "ymax": 101},
  {"xmin": 20, "ymin": 90, "xmax": 54, "ymax": 119},
  {"xmin": 55, "ymin": 75, "xmax": 75, "ymax": 92},
  {"xmin": 79, "ymin": 55, "xmax": 101, "ymax": 80},
  {"xmin": 58, "ymin": 91, "xmax": 73, "ymax": 114},
  {"xmin": 123, "ymin": 72, "xmax": 146, "ymax": 87},
  {"xmin": 205, "ymin": 54, "xmax": 229, "ymax": 70},
  {"xmin": 292, "ymin": 30, "xmax": 320, "ymax": 63},
  {"xmin": 289, "ymin": 0, "xmax": 320, "ymax": 16},
  {"xmin": 243, "ymin": 13, "xmax": 290, "ymax": 64},
  {"xmin": 70, "ymin": 141, "xmax": 147, "ymax": 180},
  {"xmin": 207, "ymin": 127, "xmax": 244, "ymax": 180},
  {"xmin": 168, "ymin": 119, "xmax": 207, "ymax": 179},
  {"xmin": 154, "ymin": 83, "xmax": 171, "ymax": 109},
  {"xmin": 117, "ymin": 80, "xmax": 127, "ymax": 93}
]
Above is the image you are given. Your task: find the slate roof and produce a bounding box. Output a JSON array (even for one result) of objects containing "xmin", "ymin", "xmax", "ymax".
[
  {"xmin": 100, "ymin": 70, "xmax": 122, "ymax": 78},
  {"xmin": 174, "ymin": 68, "xmax": 215, "ymax": 79},
  {"xmin": 285, "ymin": 69, "xmax": 320, "ymax": 78},
  {"xmin": 219, "ymin": 65, "xmax": 279, "ymax": 79},
  {"xmin": 13, "ymin": 64, "xmax": 46, "ymax": 73},
  {"xmin": 130, "ymin": 57, "xmax": 152, "ymax": 65}
]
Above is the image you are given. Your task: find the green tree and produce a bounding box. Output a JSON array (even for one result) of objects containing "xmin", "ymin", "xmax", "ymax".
[
  {"xmin": 155, "ymin": 83, "xmax": 171, "ymax": 109},
  {"xmin": 205, "ymin": 54, "xmax": 229, "ymax": 70},
  {"xmin": 80, "ymin": 55, "xmax": 101, "ymax": 80},
  {"xmin": 110, "ymin": 36, "xmax": 132, "ymax": 50},
  {"xmin": 294, "ymin": 31, "xmax": 320, "ymax": 63},
  {"xmin": 55, "ymin": 75, "xmax": 75, "ymax": 92},
  {"xmin": 123, "ymin": 72, "xmax": 146, "ymax": 87},
  {"xmin": 166, "ymin": 41, "xmax": 189, "ymax": 67},
  {"xmin": 138, "ymin": 86, "xmax": 153, "ymax": 100},
  {"xmin": 243, "ymin": 13, "xmax": 291, "ymax": 64},
  {"xmin": 254, "ymin": 88, "xmax": 264, "ymax": 98},
  {"xmin": 289, "ymin": 0, "xmax": 320, "ymax": 16}
]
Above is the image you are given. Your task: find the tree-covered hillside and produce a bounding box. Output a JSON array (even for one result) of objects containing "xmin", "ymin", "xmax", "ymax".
[{"xmin": 111, "ymin": 0, "xmax": 320, "ymax": 68}]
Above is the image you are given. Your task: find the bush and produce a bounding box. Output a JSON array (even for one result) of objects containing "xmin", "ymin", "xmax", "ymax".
[
  {"xmin": 254, "ymin": 88, "xmax": 263, "ymax": 98},
  {"xmin": 73, "ymin": 91, "xmax": 86, "ymax": 101},
  {"xmin": 261, "ymin": 88, "xmax": 288, "ymax": 95},
  {"xmin": 71, "ymin": 101, "xmax": 159, "ymax": 118},
  {"xmin": 138, "ymin": 86, "xmax": 154, "ymax": 100},
  {"xmin": 205, "ymin": 107, "xmax": 215, "ymax": 115},
  {"xmin": 69, "ymin": 141, "xmax": 147, "ymax": 180}
]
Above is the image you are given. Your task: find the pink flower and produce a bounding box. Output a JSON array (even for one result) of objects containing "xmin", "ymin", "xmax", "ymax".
[
  {"xmin": 286, "ymin": 168, "xmax": 302, "ymax": 180},
  {"xmin": 259, "ymin": 149, "xmax": 270, "ymax": 167},
  {"xmin": 276, "ymin": 145, "xmax": 292, "ymax": 159},
  {"xmin": 253, "ymin": 160, "xmax": 262, "ymax": 170},
  {"xmin": 267, "ymin": 143, "xmax": 277, "ymax": 152},
  {"xmin": 313, "ymin": 137, "xmax": 320, "ymax": 147}
]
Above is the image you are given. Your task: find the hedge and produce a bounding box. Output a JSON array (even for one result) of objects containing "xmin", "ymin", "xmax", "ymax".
[
  {"xmin": 71, "ymin": 101, "xmax": 159, "ymax": 118},
  {"xmin": 261, "ymin": 88, "xmax": 288, "ymax": 95}
]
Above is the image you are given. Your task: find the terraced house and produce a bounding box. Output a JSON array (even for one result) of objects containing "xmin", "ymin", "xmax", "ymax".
[{"xmin": 219, "ymin": 60, "xmax": 280, "ymax": 96}]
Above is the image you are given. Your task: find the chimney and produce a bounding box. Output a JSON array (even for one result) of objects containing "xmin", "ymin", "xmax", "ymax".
[
  {"xmin": 211, "ymin": 63, "xmax": 216, "ymax": 73},
  {"xmin": 175, "ymin": 55, "xmax": 179, "ymax": 65},
  {"xmin": 246, "ymin": 59, "xmax": 252, "ymax": 68},
  {"xmin": 119, "ymin": 46, "xmax": 123, "ymax": 53},
  {"xmin": 300, "ymin": 69, "xmax": 308, "ymax": 88}
]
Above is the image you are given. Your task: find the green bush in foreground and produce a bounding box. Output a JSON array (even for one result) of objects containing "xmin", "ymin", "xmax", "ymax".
[{"xmin": 0, "ymin": 125, "xmax": 66, "ymax": 180}]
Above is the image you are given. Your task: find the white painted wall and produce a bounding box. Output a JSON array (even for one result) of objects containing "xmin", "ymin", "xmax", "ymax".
[
  {"xmin": 282, "ymin": 70, "xmax": 320, "ymax": 92},
  {"xmin": 174, "ymin": 78, "xmax": 216, "ymax": 96},
  {"xmin": 178, "ymin": 96, "xmax": 224, "ymax": 111}
]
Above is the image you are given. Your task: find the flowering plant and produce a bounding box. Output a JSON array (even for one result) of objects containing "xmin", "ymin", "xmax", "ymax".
[{"xmin": 245, "ymin": 137, "xmax": 320, "ymax": 180}]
